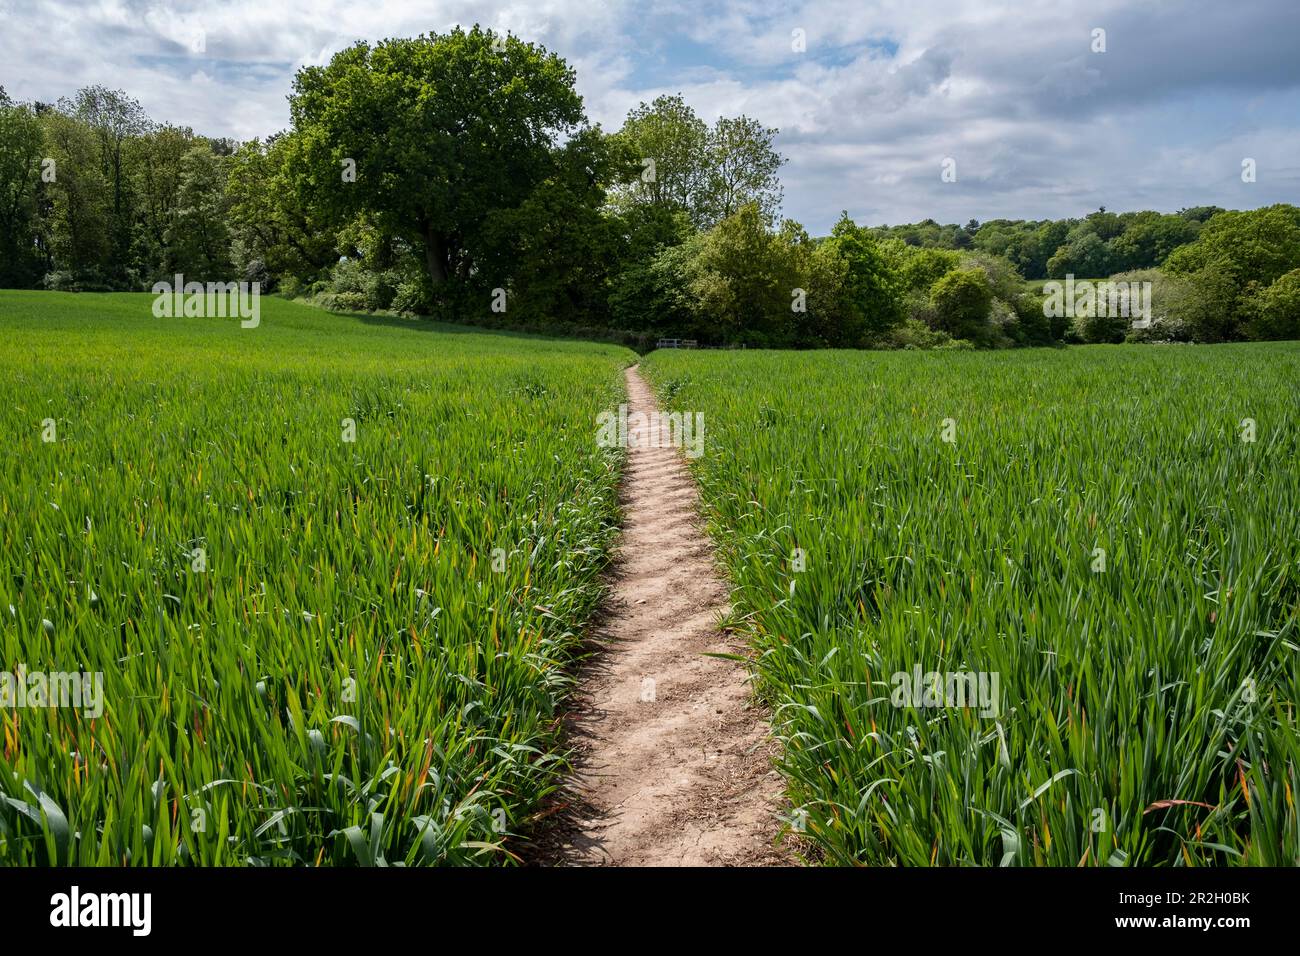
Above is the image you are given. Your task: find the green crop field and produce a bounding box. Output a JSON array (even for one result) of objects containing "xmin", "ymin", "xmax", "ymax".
[
  {"xmin": 3, "ymin": 290, "xmax": 1298, "ymax": 869},
  {"xmin": 0, "ymin": 291, "xmax": 633, "ymax": 865},
  {"xmin": 643, "ymin": 344, "xmax": 1300, "ymax": 866}
]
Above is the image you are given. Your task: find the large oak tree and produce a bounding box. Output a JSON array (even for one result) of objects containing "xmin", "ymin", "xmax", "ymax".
[{"xmin": 288, "ymin": 27, "xmax": 587, "ymax": 293}]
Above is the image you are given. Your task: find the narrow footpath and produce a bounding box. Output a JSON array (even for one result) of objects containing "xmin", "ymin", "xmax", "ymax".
[{"xmin": 542, "ymin": 365, "xmax": 788, "ymax": 866}]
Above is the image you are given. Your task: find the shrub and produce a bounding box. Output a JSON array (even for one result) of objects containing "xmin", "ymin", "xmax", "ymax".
[
  {"xmin": 392, "ymin": 278, "xmax": 433, "ymax": 316},
  {"xmin": 879, "ymin": 318, "xmax": 977, "ymax": 350},
  {"xmin": 929, "ymin": 268, "xmax": 992, "ymax": 343},
  {"xmin": 986, "ymin": 297, "xmax": 1020, "ymax": 347},
  {"xmin": 363, "ymin": 270, "xmax": 401, "ymax": 311},
  {"xmin": 1077, "ymin": 307, "xmax": 1128, "ymax": 344},
  {"xmin": 901, "ymin": 288, "xmax": 938, "ymax": 329},
  {"xmin": 243, "ymin": 258, "xmax": 270, "ymax": 287},
  {"xmin": 1006, "ymin": 292, "xmax": 1056, "ymax": 346},
  {"xmin": 1112, "ymin": 269, "xmax": 1194, "ymax": 343},
  {"xmin": 1179, "ymin": 266, "xmax": 1242, "ymax": 343},
  {"xmin": 321, "ymin": 290, "xmax": 371, "ymax": 313},
  {"xmin": 328, "ymin": 258, "xmax": 368, "ymax": 295},
  {"xmin": 1243, "ymin": 268, "xmax": 1300, "ymax": 341},
  {"xmin": 42, "ymin": 269, "xmax": 116, "ymax": 292}
]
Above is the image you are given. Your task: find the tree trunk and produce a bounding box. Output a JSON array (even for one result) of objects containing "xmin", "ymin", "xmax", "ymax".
[{"xmin": 424, "ymin": 226, "xmax": 447, "ymax": 286}]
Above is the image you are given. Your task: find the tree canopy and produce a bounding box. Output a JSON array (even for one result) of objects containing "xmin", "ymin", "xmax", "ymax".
[
  {"xmin": 289, "ymin": 27, "xmax": 588, "ymax": 298},
  {"xmin": 612, "ymin": 94, "xmax": 785, "ymax": 229}
]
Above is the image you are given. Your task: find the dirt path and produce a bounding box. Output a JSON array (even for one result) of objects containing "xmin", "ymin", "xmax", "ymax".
[{"xmin": 540, "ymin": 365, "xmax": 788, "ymax": 866}]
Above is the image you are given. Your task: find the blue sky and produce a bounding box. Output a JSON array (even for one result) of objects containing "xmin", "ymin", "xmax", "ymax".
[{"xmin": 2, "ymin": 0, "xmax": 1297, "ymax": 233}]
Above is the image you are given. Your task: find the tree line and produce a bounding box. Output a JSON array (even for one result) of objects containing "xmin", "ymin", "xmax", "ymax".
[
  {"xmin": 2, "ymin": 28, "xmax": 1299, "ymax": 348},
  {"xmin": 871, "ymin": 206, "xmax": 1224, "ymax": 281}
]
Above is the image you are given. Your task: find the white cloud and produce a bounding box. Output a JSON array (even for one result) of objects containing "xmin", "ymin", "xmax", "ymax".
[{"xmin": 2, "ymin": 0, "xmax": 1297, "ymax": 231}]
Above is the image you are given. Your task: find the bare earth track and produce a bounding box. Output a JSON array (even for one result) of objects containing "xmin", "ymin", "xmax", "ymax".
[{"xmin": 536, "ymin": 365, "xmax": 789, "ymax": 866}]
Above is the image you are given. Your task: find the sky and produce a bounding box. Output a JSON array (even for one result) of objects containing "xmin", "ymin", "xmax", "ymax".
[{"xmin": 2, "ymin": 0, "xmax": 1297, "ymax": 233}]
